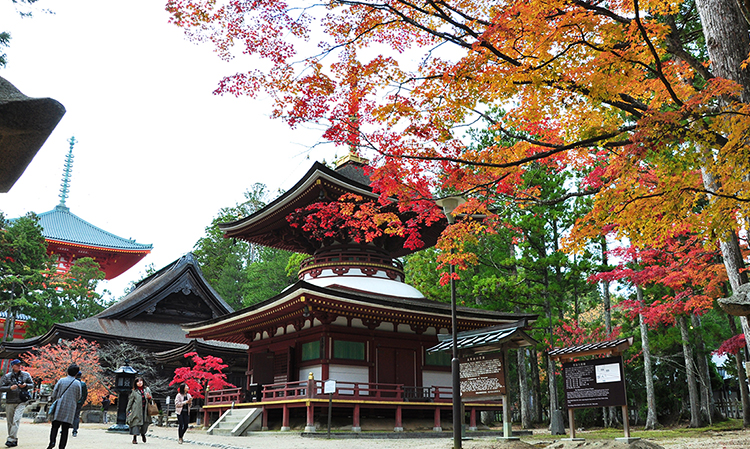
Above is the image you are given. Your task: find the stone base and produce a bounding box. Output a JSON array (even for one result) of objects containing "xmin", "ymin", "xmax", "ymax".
[
  {"xmin": 433, "ymin": 427, "xmax": 442, "ymax": 432},
  {"xmin": 468, "ymin": 426, "xmax": 478, "ymax": 431},
  {"xmin": 304, "ymin": 426, "xmax": 316, "ymax": 433},
  {"xmin": 279, "ymin": 426, "xmax": 290, "ymax": 431},
  {"xmin": 352, "ymin": 427, "xmax": 361, "ymax": 433},
  {"xmin": 615, "ymin": 437, "xmax": 642, "ymax": 444},
  {"xmin": 496, "ymin": 437, "xmax": 520, "ymax": 441},
  {"xmin": 394, "ymin": 427, "xmax": 404, "ymax": 432},
  {"xmin": 561, "ymin": 438, "xmax": 585, "ymax": 441}
]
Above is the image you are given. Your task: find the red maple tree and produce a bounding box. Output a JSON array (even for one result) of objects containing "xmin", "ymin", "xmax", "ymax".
[
  {"xmin": 169, "ymin": 352, "xmax": 235, "ymax": 399},
  {"xmin": 23, "ymin": 337, "xmax": 107, "ymax": 405}
]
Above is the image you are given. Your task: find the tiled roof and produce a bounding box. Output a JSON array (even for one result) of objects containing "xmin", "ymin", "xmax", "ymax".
[
  {"xmin": 427, "ymin": 321, "xmax": 537, "ymax": 352},
  {"xmin": 36, "ymin": 205, "xmax": 152, "ymax": 251},
  {"xmin": 548, "ymin": 337, "xmax": 633, "ymax": 357}
]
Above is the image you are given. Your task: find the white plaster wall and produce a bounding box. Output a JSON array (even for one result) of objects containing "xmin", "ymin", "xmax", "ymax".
[{"xmin": 328, "ymin": 365, "xmax": 370, "ymax": 395}]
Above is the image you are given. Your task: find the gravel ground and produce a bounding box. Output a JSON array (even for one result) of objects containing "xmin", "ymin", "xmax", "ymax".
[{"xmin": 4, "ymin": 418, "xmax": 750, "ymax": 449}]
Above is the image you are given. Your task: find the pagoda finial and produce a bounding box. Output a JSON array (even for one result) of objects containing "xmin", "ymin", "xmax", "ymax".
[{"xmin": 58, "ymin": 136, "xmax": 76, "ymax": 209}]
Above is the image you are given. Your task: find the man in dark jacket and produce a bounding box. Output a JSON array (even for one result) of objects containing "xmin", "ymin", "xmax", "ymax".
[
  {"xmin": 71, "ymin": 371, "xmax": 87, "ymax": 437},
  {"xmin": 0, "ymin": 359, "xmax": 34, "ymax": 447}
]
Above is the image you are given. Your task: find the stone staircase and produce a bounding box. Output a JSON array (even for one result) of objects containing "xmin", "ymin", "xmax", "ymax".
[{"xmin": 206, "ymin": 408, "xmax": 262, "ymax": 436}]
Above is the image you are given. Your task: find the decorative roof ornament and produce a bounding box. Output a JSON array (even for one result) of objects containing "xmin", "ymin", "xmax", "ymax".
[{"xmin": 57, "ymin": 136, "xmax": 76, "ymax": 210}]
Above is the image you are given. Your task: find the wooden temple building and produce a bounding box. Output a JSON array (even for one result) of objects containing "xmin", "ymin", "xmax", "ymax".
[
  {"xmin": 186, "ymin": 156, "xmax": 537, "ymax": 432},
  {"xmin": 34, "ymin": 142, "xmax": 152, "ymax": 280},
  {"xmin": 0, "ymin": 253, "xmax": 248, "ymax": 388}
]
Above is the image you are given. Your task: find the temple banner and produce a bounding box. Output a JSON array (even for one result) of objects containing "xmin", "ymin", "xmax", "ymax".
[
  {"xmin": 459, "ymin": 352, "xmax": 506, "ymax": 400},
  {"xmin": 563, "ymin": 355, "xmax": 627, "ymax": 409}
]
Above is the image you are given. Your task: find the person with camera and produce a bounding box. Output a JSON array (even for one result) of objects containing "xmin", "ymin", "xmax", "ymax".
[{"xmin": 0, "ymin": 359, "xmax": 34, "ymax": 447}]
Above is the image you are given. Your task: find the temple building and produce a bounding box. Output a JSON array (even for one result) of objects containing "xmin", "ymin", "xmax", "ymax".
[
  {"xmin": 0, "ymin": 253, "xmax": 248, "ymax": 388},
  {"xmin": 187, "ymin": 156, "xmax": 537, "ymax": 432},
  {"xmin": 36, "ymin": 140, "xmax": 152, "ymax": 280}
]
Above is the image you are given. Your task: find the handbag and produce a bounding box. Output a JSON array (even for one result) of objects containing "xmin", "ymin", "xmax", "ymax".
[{"xmin": 147, "ymin": 399, "xmax": 159, "ymax": 416}]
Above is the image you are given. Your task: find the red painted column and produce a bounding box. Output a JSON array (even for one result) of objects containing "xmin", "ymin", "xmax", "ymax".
[
  {"xmin": 469, "ymin": 408, "xmax": 477, "ymax": 431},
  {"xmin": 433, "ymin": 407, "xmax": 442, "ymax": 432},
  {"xmin": 281, "ymin": 404, "xmax": 290, "ymax": 431},
  {"xmin": 262, "ymin": 406, "xmax": 269, "ymax": 431},
  {"xmin": 352, "ymin": 404, "xmax": 361, "ymax": 432},
  {"xmin": 394, "ymin": 406, "xmax": 403, "ymax": 432},
  {"xmin": 305, "ymin": 402, "xmax": 316, "ymax": 432}
]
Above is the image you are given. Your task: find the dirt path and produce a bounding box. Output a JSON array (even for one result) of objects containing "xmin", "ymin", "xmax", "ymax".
[{"xmin": 5, "ymin": 419, "xmax": 750, "ymax": 449}]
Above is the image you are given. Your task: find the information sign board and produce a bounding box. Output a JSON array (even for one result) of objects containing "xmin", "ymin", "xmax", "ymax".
[
  {"xmin": 563, "ymin": 355, "xmax": 626, "ymax": 409},
  {"xmin": 324, "ymin": 380, "xmax": 336, "ymax": 394},
  {"xmin": 459, "ymin": 352, "xmax": 506, "ymax": 400}
]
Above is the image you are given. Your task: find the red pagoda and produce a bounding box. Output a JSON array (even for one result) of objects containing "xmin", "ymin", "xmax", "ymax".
[
  {"xmin": 36, "ymin": 139, "xmax": 152, "ymax": 279},
  {"xmin": 186, "ymin": 155, "xmax": 537, "ymax": 433}
]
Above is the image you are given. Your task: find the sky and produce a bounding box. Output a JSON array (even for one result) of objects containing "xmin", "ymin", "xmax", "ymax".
[{"xmin": 0, "ymin": 0, "xmax": 339, "ymax": 299}]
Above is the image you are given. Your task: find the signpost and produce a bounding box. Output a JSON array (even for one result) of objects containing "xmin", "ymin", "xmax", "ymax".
[
  {"xmin": 563, "ymin": 356, "xmax": 626, "ymax": 409},
  {"xmin": 459, "ymin": 352, "xmax": 506, "ymax": 400},
  {"xmin": 550, "ymin": 337, "xmax": 637, "ymax": 443},
  {"xmin": 324, "ymin": 380, "xmax": 336, "ymax": 439}
]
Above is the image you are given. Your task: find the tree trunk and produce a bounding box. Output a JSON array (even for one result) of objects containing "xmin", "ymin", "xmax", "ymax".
[
  {"xmin": 517, "ymin": 347, "xmax": 532, "ymax": 428},
  {"xmin": 599, "ymin": 237, "xmax": 617, "ymax": 427},
  {"xmin": 679, "ymin": 314, "xmax": 703, "ymax": 427},
  {"xmin": 728, "ymin": 314, "xmax": 750, "ymax": 427},
  {"xmin": 530, "ymin": 347, "xmax": 542, "ymax": 423},
  {"xmin": 691, "ymin": 314, "xmax": 714, "ymax": 424},
  {"xmin": 695, "ymin": 0, "xmax": 750, "ymax": 353},
  {"xmin": 639, "ymin": 305, "xmax": 659, "ymax": 429}
]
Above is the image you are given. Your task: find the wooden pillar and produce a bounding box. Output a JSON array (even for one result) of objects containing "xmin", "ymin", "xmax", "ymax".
[
  {"xmin": 568, "ymin": 408, "xmax": 576, "ymax": 439},
  {"xmin": 622, "ymin": 405, "xmax": 630, "ymax": 438},
  {"xmin": 202, "ymin": 408, "xmax": 208, "ymax": 429},
  {"xmin": 352, "ymin": 404, "xmax": 361, "ymax": 432},
  {"xmin": 262, "ymin": 406, "xmax": 269, "ymax": 431},
  {"xmin": 469, "ymin": 408, "xmax": 477, "ymax": 431},
  {"xmin": 433, "ymin": 407, "xmax": 442, "ymax": 432},
  {"xmin": 394, "ymin": 405, "xmax": 403, "ymax": 432},
  {"xmin": 502, "ymin": 394, "xmax": 511, "ymax": 438},
  {"xmin": 281, "ymin": 404, "xmax": 290, "ymax": 431},
  {"xmin": 305, "ymin": 402, "xmax": 316, "ymax": 433}
]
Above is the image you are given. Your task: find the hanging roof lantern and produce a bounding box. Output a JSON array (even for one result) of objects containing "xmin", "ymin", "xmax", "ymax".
[{"xmin": 0, "ymin": 76, "xmax": 66, "ymax": 192}]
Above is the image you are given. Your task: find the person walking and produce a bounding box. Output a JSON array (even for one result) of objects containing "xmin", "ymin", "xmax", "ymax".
[
  {"xmin": 126, "ymin": 377, "xmax": 152, "ymax": 444},
  {"xmin": 174, "ymin": 383, "xmax": 192, "ymax": 444},
  {"xmin": 102, "ymin": 395, "xmax": 111, "ymax": 424},
  {"xmin": 0, "ymin": 359, "xmax": 34, "ymax": 447},
  {"xmin": 47, "ymin": 364, "xmax": 82, "ymax": 449},
  {"xmin": 71, "ymin": 371, "xmax": 87, "ymax": 437}
]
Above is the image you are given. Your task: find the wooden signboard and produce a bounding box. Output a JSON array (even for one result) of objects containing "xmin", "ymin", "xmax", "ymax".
[
  {"xmin": 563, "ymin": 355, "xmax": 626, "ymax": 409},
  {"xmin": 459, "ymin": 351, "xmax": 506, "ymax": 401}
]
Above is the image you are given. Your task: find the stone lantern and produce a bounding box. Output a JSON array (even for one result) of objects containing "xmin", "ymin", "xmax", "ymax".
[{"xmin": 108, "ymin": 362, "xmax": 138, "ymax": 433}]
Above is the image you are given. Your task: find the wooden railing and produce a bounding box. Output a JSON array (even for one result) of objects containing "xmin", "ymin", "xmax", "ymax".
[
  {"xmin": 261, "ymin": 380, "xmax": 309, "ymax": 401},
  {"xmin": 206, "ymin": 383, "xmax": 461, "ymax": 405},
  {"xmin": 205, "ymin": 387, "xmax": 242, "ymax": 406}
]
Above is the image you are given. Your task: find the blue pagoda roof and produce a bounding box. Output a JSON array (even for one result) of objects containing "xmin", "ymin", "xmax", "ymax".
[{"xmin": 37, "ymin": 205, "xmax": 152, "ymax": 251}]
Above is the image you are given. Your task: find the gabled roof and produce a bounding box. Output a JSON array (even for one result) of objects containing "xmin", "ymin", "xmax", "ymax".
[
  {"xmin": 98, "ymin": 252, "xmax": 231, "ymax": 320},
  {"xmin": 184, "ymin": 280, "xmax": 537, "ymax": 345},
  {"xmin": 37, "ymin": 205, "xmax": 152, "ymax": 252},
  {"xmin": 428, "ymin": 321, "xmax": 538, "ymax": 354},
  {"xmin": 217, "ymin": 162, "xmax": 445, "ymax": 257},
  {"xmin": 0, "ymin": 253, "xmax": 246, "ymax": 358},
  {"xmin": 548, "ymin": 337, "xmax": 634, "ymax": 361}
]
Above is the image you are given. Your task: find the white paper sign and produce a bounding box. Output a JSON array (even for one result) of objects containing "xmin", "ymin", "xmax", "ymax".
[
  {"xmin": 595, "ymin": 363, "xmax": 621, "ymax": 383},
  {"xmin": 324, "ymin": 380, "xmax": 336, "ymax": 394}
]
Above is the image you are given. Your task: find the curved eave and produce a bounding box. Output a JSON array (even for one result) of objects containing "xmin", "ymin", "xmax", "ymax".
[
  {"xmin": 184, "ymin": 282, "xmax": 537, "ymax": 344},
  {"xmin": 47, "ymin": 239, "xmax": 153, "ymax": 254},
  {"xmin": 220, "ymin": 162, "xmax": 376, "ymax": 236}
]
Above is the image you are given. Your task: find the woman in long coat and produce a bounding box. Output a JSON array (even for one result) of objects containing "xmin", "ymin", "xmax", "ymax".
[
  {"xmin": 47, "ymin": 364, "xmax": 82, "ymax": 449},
  {"xmin": 126, "ymin": 377, "xmax": 152, "ymax": 444}
]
